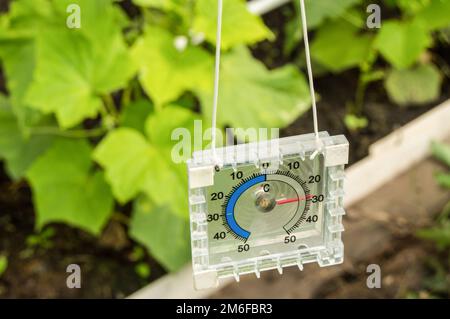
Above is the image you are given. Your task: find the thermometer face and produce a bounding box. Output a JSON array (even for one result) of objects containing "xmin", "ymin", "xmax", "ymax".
[
  {"xmin": 188, "ymin": 132, "xmax": 349, "ymax": 289},
  {"xmin": 206, "ymin": 155, "xmax": 324, "ymax": 265}
]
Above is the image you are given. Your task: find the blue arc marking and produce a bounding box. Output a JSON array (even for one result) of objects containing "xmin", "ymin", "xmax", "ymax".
[{"xmin": 225, "ymin": 175, "xmax": 266, "ymax": 239}]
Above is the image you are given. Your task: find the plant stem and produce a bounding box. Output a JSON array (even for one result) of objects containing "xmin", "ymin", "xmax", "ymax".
[
  {"xmin": 121, "ymin": 86, "xmax": 132, "ymax": 108},
  {"xmin": 353, "ymin": 76, "xmax": 368, "ymax": 115},
  {"xmin": 132, "ymin": 79, "xmax": 143, "ymax": 101},
  {"xmin": 102, "ymin": 94, "xmax": 119, "ymax": 118},
  {"xmin": 30, "ymin": 126, "xmax": 107, "ymax": 139}
]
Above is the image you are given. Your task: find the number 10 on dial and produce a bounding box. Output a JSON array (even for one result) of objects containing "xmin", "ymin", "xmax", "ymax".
[{"xmin": 187, "ymin": 132, "xmax": 349, "ymax": 289}]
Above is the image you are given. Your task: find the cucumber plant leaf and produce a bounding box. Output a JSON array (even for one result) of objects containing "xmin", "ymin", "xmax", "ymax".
[
  {"xmin": 436, "ymin": 173, "xmax": 450, "ymax": 189},
  {"xmin": 132, "ymin": 0, "xmax": 189, "ymax": 9},
  {"xmin": 375, "ymin": 19, "xmax": 432, "ymax": 69},
  {"xmin": 0, "ymin": 38, "xmax": 43, "ymax": 130},
  {"xmin": 391, "ymin": 0, "xmax": 431, "ymax": 15},
  {"xmin": 431, "ymin": 141, "xmax": 450, "ymax": 168},
  {"xmin": 139, "ymin": 148, "xmax": 188, "ymax": 218},
  {"xmin": 130, "ymin": 196, "xmax": 190, "ymax": 271},
  {"xmin": 120, "ymin": 99, "xmax": 154, "ymax": 135},
  {"xmin": 52, "ymin": 0, "xmax": 130, "ymax": 41},
  {"xmin": 4, "ymin": 0, "xmax": 55, "ymax": 36},
  {"xmin": 197, "ymin": 46, "xmax": 311, "ymax": 130},
  {"xmin": 193, "ymin": 0, "xmax": 273, "ymax": 50},
  {"xmin": 414, "ymin": 0, "xmax": 450, "ymax": 31},
  {"xmin": 132, "ymin": 27, "xmax": 213, "ymax": 108},
  {"xmin": 0, "ymin": 255, "xmax": 7, "ymax": 278},
  {"xmin": 27, "ymin": 139, "xmax": 114, "ymax": 235},
  {"xmin": 0, "ymin": 0, "xmax": 74, "ymax": 131},
  {"xmin": 143, "ymin": 106, "xmax": 199, "ymax": 213},
  {"xmin": 304, "ymin": 0, "xmax": 362, "ymax": 29},
  {"xmin": 133, "ymin": 0, "xmax": 169, "ymax": 8},
  {"xmin": 0, "ymin": 0, "xmax": 50, "ymax": 130},
  {"xmin": 24, "ymin": 0, "xmax": 136, "ymax": 128},
  {"xmin": 95, "ymin": 105, "xmax": 197, "ymax": 218},
  {"xmin": 311, "ymin": 20, "xmax": 374, "ymax": 72},
  {"xmin": 0, "ymin": 95, "xmax": 53, "ymax": 180},
  {"xmin": 385, "ymin": 64, "xmax": 442, "ymax": 106},
  {"xmin": 93, "ymin": 128, "xmax": 156, "ymax": 204},
  {"xmin": 417, "ymin": 224, "xmax": 450, "ymax": 249},
  {"xmin": 146, "ymin": 105, "xmax": 199, "ymax": 148}
]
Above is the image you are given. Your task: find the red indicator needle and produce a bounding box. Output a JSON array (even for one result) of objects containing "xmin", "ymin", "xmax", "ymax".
[{"xmin": 276, "ymin": 194, "xmax": 313, "ymax": 205}]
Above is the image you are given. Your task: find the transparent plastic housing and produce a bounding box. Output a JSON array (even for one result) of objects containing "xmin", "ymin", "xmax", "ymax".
[{"xmin": 187, "ymin": 132, "xmax": 349, "ymax": 289}]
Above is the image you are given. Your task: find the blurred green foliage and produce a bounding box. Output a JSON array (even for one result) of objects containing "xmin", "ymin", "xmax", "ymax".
[
  {"xmin": 414, "ymin": 141, "xmax": 450, "ymax": 298},
  {"xmin": 284, "ymin": 0, "xmax": 449, "ymax": 123},
  {"xmin": 417, "ymin": 142, "xmax": 450, "ymax": 249},
  {"xmin": 0, "ymin": 255, "xmax": 7, "ymax": 278}
]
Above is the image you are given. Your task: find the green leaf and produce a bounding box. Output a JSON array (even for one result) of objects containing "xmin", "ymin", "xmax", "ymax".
[
  {"xmin": 25, "ymin": 0, "xmax": 136, "ymax": 128},
  {"xmin": 304, "ymin": 0, "xmax": 362, "ymax": 29},
  {"xmin": 193, "ymin": 0, "xmax": 273, "ymax": 50},
  {"xmin": 0, "ymin": 95, "xmax": 53, "ymax": 179},
  {"xmin": 132, "ymin": 0, "xmax": 188, "ymax": 10},
  {"xmin": 198, "ymin": 46, "xmax": 311, "ymax": 130},
  {"xmin": 431, "ymin": 141, "xmax": 450, "ymax": 168},
  {"xmin": 27, "ymin": 139, "xmax": 114, "ymax": 235},
  {"xmin": 311, "ymin": 20, "xmax": 374, "ymax": 72},
  {"xmin": 120, "ymin": 99, "xmax": 154, "ymax": 135},
  {"xmin": 385, "ymin": 64, "xmax": 442, "ymax": 106},
  {"xmin": 415, "ymin": 0, "xmax": 450, "ymax": 31},
  {"xmin": 94, "ymin": 105, "xmax": 197, "ymax": 216},
  {"xmin": 93, "ymin": 128, "xmax": 155, "ymax": 204},
  {"xmin": 0, "ymin": 34, "xmax": 43, "ymax": 129},
  {"xmin": 0, "ymin": 256, "xmax": 7, "ymax": 277},
  {"xmin": 5, "ymin": 0, "xmax": 55, "ymax": 36},
  {"xmin": 139, "ymin": 150, "xmax": 188, "ymax": 218},
  {"xmin": 0, "ymin": 0, "xmax": 52, "ymax": 129},
  {"xmin": 132, "ymin": 0, "xmax": 190, "ymax": 20},
  {"xmin": 436, "ymin": 173, "xmax": 450, "ymax": 189},
  {"xmin": 394, "ymin": 0, "xmax": 431, "ymax": 15},
  {"xmin": 344, "ymin": 114, "xmax": 368, "ymax": 131},
  {"xmin": 135, "ymin": 262, "xmax": 151, "ymax": 279},
  {"xmin": 129, "ymin": 196, "xmax": 190, "ymax": 271},
  {"xmin": 146, "ymin": 105, "xmax": 199, "ymax": 147},
  {"xmin": 417, "ymin": 224, "xmax": 450, "ymax": 249},
  {"xmin": 132, "ymin": 0, "xmax": 171, "ymax": 9},
  {"xmin": 283, "ymin": 16, "xmax": 303, "ymax": 56},
  {"xmin": 52, "ymin": 0, "xmax": 130, "ymax": 41},
  {"xmin": 375, "ymin": 19, "xmax": 432, "ymax": 69},
  {"xmin": 132, "ymin": 27, "xmax": 213, "ymax": 107},
  {"xmin": 143, "ymin": 106, "xmax": 198, "ymax": 214}
]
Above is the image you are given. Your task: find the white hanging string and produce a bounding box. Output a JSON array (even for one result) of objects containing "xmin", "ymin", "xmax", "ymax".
[
  {"xmin": 210, "ymin": 0, "xmax": 321, "ymax": 158},
  {"xmin": 211, "ymin": 0, "xmax": 223, "ymax": 160},
  {"xmin": 299, "ymin": 0, "xmax": 320, "ymax": 142}
]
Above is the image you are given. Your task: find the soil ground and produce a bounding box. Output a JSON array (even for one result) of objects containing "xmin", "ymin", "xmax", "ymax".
[{"xmin": 0, "ymin": 166, "xmax": 166, "ymax": 298}]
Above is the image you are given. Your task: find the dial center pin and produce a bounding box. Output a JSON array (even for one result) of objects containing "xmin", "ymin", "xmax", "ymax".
[{"xmin": 255, "ymin": 191, "xmax": 277, "ymax": 213}]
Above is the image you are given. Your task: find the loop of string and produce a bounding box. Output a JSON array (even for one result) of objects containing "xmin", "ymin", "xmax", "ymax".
[
  {"xmin": 299, "ymin": 0, "xmax": 320, "ymax": 142},
  {"xmin": 210, "ymin": 0, "xmax": 321, "ymax": 160},
  {"xmin": 211, "ymin": 0, "xmax": 223, "ymax": 161}
]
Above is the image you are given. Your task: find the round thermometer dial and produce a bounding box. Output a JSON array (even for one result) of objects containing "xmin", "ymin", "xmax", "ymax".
[{"xmin": 206, "ymin": 155, "xmax": 325, "ymax": 265}]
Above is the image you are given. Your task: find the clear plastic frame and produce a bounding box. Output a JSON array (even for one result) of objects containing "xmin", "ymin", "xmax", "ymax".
[{"xmin": 187, "ymin": 132, "xmax": 349, "ymax": 289}]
